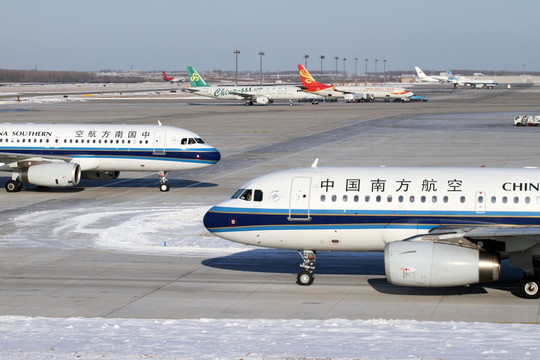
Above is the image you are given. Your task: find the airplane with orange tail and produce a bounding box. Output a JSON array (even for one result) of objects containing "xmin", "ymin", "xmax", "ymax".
[
  {"xmin": 162, "ymin": 71, "xmax": 185, "ymax": 83},
  {"xmin": 298, "ymin": 64, "xmax": 414, "ymax": 101}
]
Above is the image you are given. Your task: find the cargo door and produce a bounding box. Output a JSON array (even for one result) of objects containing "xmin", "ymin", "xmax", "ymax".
[{"xmin": 288, "ymin": 177, "xmax": 312, "ymax": 221}]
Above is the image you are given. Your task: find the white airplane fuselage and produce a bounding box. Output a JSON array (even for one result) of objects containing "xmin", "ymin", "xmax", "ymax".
[
  {"xmin": 204, "ymin": 166, "xmax": 540, "ymax": 251},
  {"xmin": 0, "ymin": 123, "xmax": 220, "ymax": 190},
  {"xmin": 187, "ymin": 85, "xmax": 308, "ymax": 103},
  {"xmin": 204, "ymin": 165, "xmax": 540, "ymax": 295}
]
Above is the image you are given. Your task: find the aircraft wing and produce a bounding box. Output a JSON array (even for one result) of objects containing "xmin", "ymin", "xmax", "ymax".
[
  {"xmin": 429, "ymin": 225, "xmax": 540, "ymax": 252},
  {"xmin": 228, "ymin": 91, "xmax": 256, "ymax": 100},
  {"xmin": 0, "ymin": 152, "xmax": 72, "ymax": 166}
]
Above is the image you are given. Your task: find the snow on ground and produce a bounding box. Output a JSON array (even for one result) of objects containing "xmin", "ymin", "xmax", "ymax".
[
  {"xmin": 1, "ymin": 205, "xmax": 539, "ymax": 359},
  {"xmin": 1, "ymin": 316, "xmax": 539, "ymax": 360}
]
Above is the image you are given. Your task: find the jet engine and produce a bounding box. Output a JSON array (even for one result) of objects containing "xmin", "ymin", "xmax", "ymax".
[
  {"xmin": 255, "ymin": 96, "xmax": 272, "ymax": 104},
  {"xmin": 81, "ymin": 171, "xmax": 120, "ymax": 180},
  {"xmin": 20, "ymin": 162, "xmax": 81, "ymax": 187},
  {"xmin": 384, "ymin": 240, "xmax": 500, "ymax": 287}
]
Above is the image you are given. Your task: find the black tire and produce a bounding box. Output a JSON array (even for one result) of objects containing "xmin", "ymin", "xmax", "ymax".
[
  {"xmin": 5, "ymin": 180, "xmax": 20, "ymax": 193},
  {"xmin": 297, "ymin": 271, "xmax": 314, "ymax": 286},
  {"xmin": 160, "ymin": 183, "xmax": 170, "ymax": 192},
  {"xmin": 519, "ymin": 276, "xmax": 540, "ymax": 299}
]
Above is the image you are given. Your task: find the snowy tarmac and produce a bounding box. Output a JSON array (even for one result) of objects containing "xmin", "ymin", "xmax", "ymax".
[{"xmin": 1, "ymin": 85, "xmax": 540, "ymax": 358}]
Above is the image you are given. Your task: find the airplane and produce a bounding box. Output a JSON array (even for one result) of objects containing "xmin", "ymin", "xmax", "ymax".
[
  {"xmin": 185, "ymin": 66, "xmax": 310, "ymax": 105},
  {"xmin": 414, "ymin": 66, "xmax": 454, "ymax": 84},
  {"xmin": 162, "ymin": 71, "xmax": 185, "ymax": 83},
  {"xmin": 446, "ymin": 70, "xmax": 498, "ymax": 89},
  {"xmin": 298, "ymin": 65, "xmax": 414, "ymax": 101},
  {"xmin": 0, "ymin": 122, "xmax": 220, "ymax": 192},
  {"xmin": 204, "ymin": 161, "xmax": 540, "ymax": 299}
]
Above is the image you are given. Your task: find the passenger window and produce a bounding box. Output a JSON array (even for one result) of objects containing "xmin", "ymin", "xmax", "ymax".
[
  {"xmin": 353, "ymin": 195, "xmax": 359, "ymax": 202},
  {"xmin": 331, "ymin": 195, "xmax": 337, "ymax": 202},
  {"xmin": 321, "ymin": 195, "xmax": 326, "ymax": 202},
  {"xmin": 514, "ymin": 197, "xmax": 519, "ymax": 204},
  {"xmin": 460, "ymin": 196, "xmax": 466, "ymax": 203},
  {"xmin": 398, "ymin": 195, "xmax": 404, "ymax": 203},
  {"xmin": 525, "ymin": 197, "xmax": 531, "ymax": 204},
  {"xmin": 491, "ymin": 196, "xmax": 496, "ymax": 204},
  {"xmin": 409, "ymin": 196, "xmax": 415, "ymax": 203},
  {"xmin": 376, "ymin": 195, "xmax": 381, "ymax": 202},
  {"xmin": 254, "ymin": 190, "xmax": 263, "ymax": 202},
  {"xmin": 432, "ymin": 196, "xmax": 437, "ymax": 203},
  {"xmin": 343, "ymin": 195, "xmax": 348, "ymax": 202},
  {"xmin": 443, "ymin": 196, "xmax": 448, "ymax": 203},
  {"xmin": 502, "ymin": 196, "xmax": 508, "ymax": 204},
  {"xmin": 387, "ymin": 195, "xmax": 392, "ymax": 203},
  {"xmin": 421, "ymin": 196, "xmax": 426, "ymax": 203},
  {"xmin": 365, "ymin": 195, "xmax": 370, "ymax": 202}
]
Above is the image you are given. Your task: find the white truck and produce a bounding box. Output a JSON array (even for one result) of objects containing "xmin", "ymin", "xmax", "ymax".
[{"xmin": 514, "ymin": 115, "xmax": 540, "ymax": 126}]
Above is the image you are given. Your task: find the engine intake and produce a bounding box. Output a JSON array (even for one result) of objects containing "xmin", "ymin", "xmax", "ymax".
[
  {"xmin": 384, "ymin": 240, "xmax": 500, "ymax": 287},
  {"xmin": 20, "ymin": 162, "xmax": 81, "ymax": 187}
]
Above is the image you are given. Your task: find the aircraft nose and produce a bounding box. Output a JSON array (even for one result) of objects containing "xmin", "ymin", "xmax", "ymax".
[
  {"xmin": 205, "ymin": 148, "xmax": 221, "ymax": 163},
  {"xmin": 203, "ymin": 206, "xmax": 224, "ymax": 232}
]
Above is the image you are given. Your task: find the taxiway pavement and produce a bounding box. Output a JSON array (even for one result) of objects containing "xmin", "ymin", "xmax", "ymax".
[{"xmin": 1, "ymin": 86, "xmax": 540, "ymax": 322}]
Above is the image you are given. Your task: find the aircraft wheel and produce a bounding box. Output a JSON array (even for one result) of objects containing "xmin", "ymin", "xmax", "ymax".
[
  {"xmin": 519, "ymin": 275, "xmax": 540, "ymax": 299},
  {"xmin": 5, "ymin": 180, "xmax": 21, "ymax": 193},
  {"xmin": 297, "ymin": 270, "xmax": 314, "ymax": 286},
  {"xmin": 160, "ymin": 183, "xmax": 170, "ymax": 192}
]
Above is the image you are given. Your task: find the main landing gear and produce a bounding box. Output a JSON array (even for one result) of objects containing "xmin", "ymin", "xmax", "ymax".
[
  {"xmin": 158, "ymin": 171, "xmax": 170, "ymax": 192},
  {"xmin": 297, "ymin": 250, "xmax": 316, "ymax": 286},
  {"xmin": 5, "ymin": 179, "xmax": 22, "ymax": 193}
]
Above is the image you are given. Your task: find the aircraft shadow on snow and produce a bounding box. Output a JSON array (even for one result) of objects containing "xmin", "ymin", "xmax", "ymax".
[
  {"xmin": 0, "ymin": 176, "xmax": 217, "ymax": 192},
  {"xmin": 202, "ymin": 250, "xmax": 525, "ymax": 298}
]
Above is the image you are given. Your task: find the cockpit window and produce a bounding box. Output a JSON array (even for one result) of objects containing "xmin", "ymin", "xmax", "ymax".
[
  {"xmin": 232, "ymin": 189, "xmax": 245, "ymax": 199},
  {"xmin": 239, "ymin": 189, "xmax": 252, "ymax": 201},
  {"xmin": 194, "ymin": 138, "xmax": 205, "ymax": 144},
  {"xmin": 181, "ymin": 138, "xmax": 187, "ymax": 145}
]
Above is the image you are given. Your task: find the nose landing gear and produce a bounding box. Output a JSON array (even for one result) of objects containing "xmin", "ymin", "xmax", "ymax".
[
  {"xmin": 158, "ymin": 171, "xmax": 170, "ymax": 192},
  {"xmin": 297, "ymin": 250, "xmax": 316, "ymax": 286}
]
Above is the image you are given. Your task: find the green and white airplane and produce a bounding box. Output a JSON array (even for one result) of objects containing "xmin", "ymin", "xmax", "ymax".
[{"xmin": 185, "ymin": 66, "xmax": 310, "ymax": 105}]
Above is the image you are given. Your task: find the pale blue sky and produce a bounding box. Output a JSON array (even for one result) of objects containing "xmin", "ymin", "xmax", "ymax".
[{"xmin": 3, "ymin": 0, "xmax": 539, "ymax": 73}]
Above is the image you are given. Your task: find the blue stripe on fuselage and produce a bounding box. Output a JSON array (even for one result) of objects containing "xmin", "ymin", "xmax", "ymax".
[
  {"xmin": 203, "ymin": 206, "xmax": 540, "ymax": 233},
  {"xmin": 0, "ymin": 147, "xmax": 221, "ymax": 164}
]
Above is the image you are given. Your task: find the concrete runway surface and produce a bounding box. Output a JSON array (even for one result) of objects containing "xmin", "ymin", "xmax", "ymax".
[{"xmin": 1, "ymin": 85, "xmax": 540, "ymax": 322}]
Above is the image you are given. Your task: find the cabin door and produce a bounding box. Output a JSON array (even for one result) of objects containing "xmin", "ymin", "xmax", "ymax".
[
  {"xmin": 153, "ymin": 130, "xmax": 166, "ymax": 155},
  {"xmin": 288, "ymin": 177, "xmax": 312, "ymax": 221}
]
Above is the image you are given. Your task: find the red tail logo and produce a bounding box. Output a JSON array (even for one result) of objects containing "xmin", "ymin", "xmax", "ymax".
[{"xmin": 297, "ymin": 64, "xmax": 330, "ymax": 91}]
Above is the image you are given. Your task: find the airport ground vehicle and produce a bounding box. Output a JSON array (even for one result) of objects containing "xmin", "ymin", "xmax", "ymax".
[
  {"xmin": 514, "ymin": 115, "xmax": 540, "ymax": 126},
  {"xmin": 344, "ymin": 93, "xmax": 375, "ymax": 103},
  {"xmin": 409, "ymin": 95, "xmax": 428, "ymax": 102}
]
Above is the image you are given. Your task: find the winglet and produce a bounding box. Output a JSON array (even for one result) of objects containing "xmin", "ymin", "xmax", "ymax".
[{"xmin": 311, "ymin": 158, "xmax": 319, "ymax": 168}]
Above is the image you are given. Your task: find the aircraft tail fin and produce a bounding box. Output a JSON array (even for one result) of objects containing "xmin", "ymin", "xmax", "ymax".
[
  {"xmin": 415, "ymin": 66, "xmax": 427, "ymax": 78},
  {"xmin": 298, "ymin": 64, "xmax": 330, "ymax": 90},
  {"xmin": 187, "ymin": 66, "xmax": 210, "ymax": 87}
]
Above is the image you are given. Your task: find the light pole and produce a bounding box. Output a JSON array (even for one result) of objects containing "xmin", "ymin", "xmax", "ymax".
[
  {"xmin": 374, "ymin": 58, "xmax": 378, "ymax": 85},
  {"xmin": 354, "ymin": 57, "xmax": 358, "ymax": 85},
  {"xmin": 334, "ymin": 56, "xmax": 339, "ymax": 82},
  {"xmin": 364, "ymin": 58, "xmax": 368, "ymax": 85},
  {"xmin": 304, "ymin": 54, "xmax": 309, "ymax": 68},
  {"xmin": 342, "ymin": 57, "xmax": 347, "ymax": 83},
  {"xmin": 320, "ymin": 55, "xmax": 325, "ymax": 80},
  {"xmin": 383, "ymin": 59, "xmax": 387, "ymax": 85},
  {"xmin": 258, "ymin": 51, "xmax": 265, "ymax": 85},
  {"xmin": 233, "ymin": 49, "xmax": 240, "ymax": 86}
]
